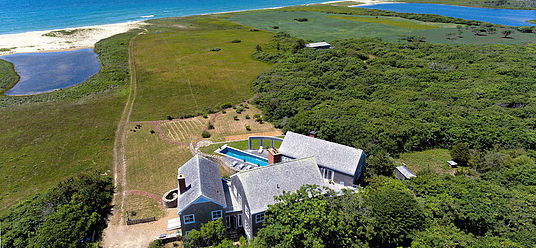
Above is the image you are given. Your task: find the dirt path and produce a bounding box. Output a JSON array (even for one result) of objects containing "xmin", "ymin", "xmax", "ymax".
[
  {"xmin": 102, "ymin": 209, "xmax": 178, "ymax": 248},
  {"xmin": 104, "ymin": 31, "xmax": 141, "ymax": 245}
]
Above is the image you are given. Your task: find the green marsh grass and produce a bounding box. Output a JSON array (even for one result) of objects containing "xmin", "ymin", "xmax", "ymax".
[{"xmin": 328, "ymin": 15, "xmax": 440, "ymax": 30}]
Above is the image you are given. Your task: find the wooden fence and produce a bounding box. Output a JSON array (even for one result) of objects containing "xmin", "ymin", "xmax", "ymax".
[{"xmin": 126, "ymin": 216, "xmax": 156, "ymax": 225}]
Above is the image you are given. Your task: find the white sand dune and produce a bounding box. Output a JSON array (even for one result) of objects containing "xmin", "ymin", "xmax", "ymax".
[{"xmin": 0, "ymin": 22, "xmax": 146, "ymax": 55}]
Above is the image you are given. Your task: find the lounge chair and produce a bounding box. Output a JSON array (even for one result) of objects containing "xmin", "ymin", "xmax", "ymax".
[
  {"xmin": 258, "ymin": 146, "xmax": 263, "ymax": 154},
  {"xmin": 232, "ymin": 161, "xmax": 238, "ymax": 166},
  {"xmin": 238, "ymin": 164, "xmax": 245, "ymax": 170},
  {"xmin": 245, "ymin": 165, "xmax": 252, "ymax": 170}
]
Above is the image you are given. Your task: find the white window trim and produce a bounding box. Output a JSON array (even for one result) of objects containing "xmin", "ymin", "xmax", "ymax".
[
  {"xmin": 211, "ymin": 210, "xmax": 223, "ymax": 220},
  {"xmin": 238, "ymin": 214, "xmax": 243, "ymax": 227},
  {"xmin": 184, "ymin": 214, "xmax": 195, "ymax": 224},
  {"xmin": 321, "ymin": 167, "xmax": 334, "ymax": 180},
  {"xmin": 255, "ymin": 212, "xmax": 265, "ymax": 223}
]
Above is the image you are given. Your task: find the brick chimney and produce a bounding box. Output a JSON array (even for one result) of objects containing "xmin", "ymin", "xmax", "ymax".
[
  {"xmin": 309, "ymin": 131, "xmax": 318, "ymax": 138},
  {"xmin": 267, "ymin": 147, "xmax": 282, "ymax": 165},
  {"xmin": 178, "ymin": 174, "xmax": 186, "ymax": 194}
]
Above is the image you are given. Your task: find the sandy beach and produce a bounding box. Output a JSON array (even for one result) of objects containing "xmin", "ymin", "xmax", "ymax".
[{"xmin": 0, "ymin": 22, "xmax": 146, "ymax": 55}]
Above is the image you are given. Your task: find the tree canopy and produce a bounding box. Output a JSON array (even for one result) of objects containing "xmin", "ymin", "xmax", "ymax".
[
  {"xmin": 253, "ymin": 36, "xmax": 536, "ymax": 155},
  {"xmin": 0, "ymin": 174, "xmax": 113, "ymax": 248}
]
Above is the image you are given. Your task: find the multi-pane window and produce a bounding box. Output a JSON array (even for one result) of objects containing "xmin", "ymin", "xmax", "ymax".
[
  {"xmin": 238, "ymin": 214, "xmax": 243, "ymax": 227},
  {"xmin": 211, "ymin": 210, "xmax": 223, "ymax": 220},
  {"xmin": 255, "ymin": 212, "xmax": 265, "ymax": 223},
  {"xmin": 184, "ymin": 214, "xmax": 195, "ymax": 224},
  {"xmin": 321, "ymin": 167, "xmax": 334, "ymax": 180}
]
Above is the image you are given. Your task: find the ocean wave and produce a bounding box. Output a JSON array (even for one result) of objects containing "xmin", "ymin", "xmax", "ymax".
[{"xmin": 140, "ymin": 15, "xmax": 154, "ymax": 18}]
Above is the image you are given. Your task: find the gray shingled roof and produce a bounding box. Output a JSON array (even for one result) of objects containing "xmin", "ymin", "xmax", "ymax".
[
  {"xmin": 278, "ymin": 131, "xmax": 365, "ymax": 176},
  {"xmin": 177, "ymin": 155, "xmax": 226, "ymax": 214},
  {"xmin": 231, "ymin": 157, "xmax": 325, "ymax": 214}
]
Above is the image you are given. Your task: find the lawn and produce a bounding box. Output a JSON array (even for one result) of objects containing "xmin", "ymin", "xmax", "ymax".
[
  {"xmin": 0, "ymin": 31, "xmax": 137, "ymax": 214},
  {"xmin": 130, "ymin": 17, "xmax": 273, "ymax": 121},
  {"xmin": 124, "ymin": 195, "xmax": 165, "ymax": 220},
  {"xmin": 396, "ymin": 149, "xmax": 455, "ymax": 175},
  {"xmin": 125, "ymin": 122, "xmax": 193, "ymax": 196},
  {"xmin": 228, "ymin": 10, "xmax": 536, "ymax": 44}
]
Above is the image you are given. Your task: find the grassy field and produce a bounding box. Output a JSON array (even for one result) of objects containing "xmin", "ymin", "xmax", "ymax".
[
  {"xmin": 125, "ymin": 122, "xmax": 193, "ymax": 196},
  {"xmin": 0, "ymin": 31, "xmax": 137, "ymax": 214},
  {"xmin": 328, "ymin": 15, "xmax": 440, "ymax": 30},
  {"xmin": 396, "ymin": 149, "xmax": 455, "ymax": 175},
  {"xmin": 208, "ymin": 104, "xmax": 281, "ymax": 142},
  {"xmin": 130, "ymin": 17, "xmax": 273, "ymax": 121},
  {"xmin": 228, "ymin": 10, "xmax": 536, "ymax": 44},
  {"xmin": 125, "ymin": 195, "xmax": 165, "ymax": 220}
]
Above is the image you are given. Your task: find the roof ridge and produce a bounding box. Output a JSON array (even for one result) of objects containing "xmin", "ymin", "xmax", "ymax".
[
  {"xmin": 287, "ymin": 131, "xmax": 362, "ymax": 152},
  {"xmin": 196, "ymin": 154, "xmax": 203, "ymax": 196},
  {"xmin": 236, "ymin": 156, "xmax": 318, "ymax": 175}
]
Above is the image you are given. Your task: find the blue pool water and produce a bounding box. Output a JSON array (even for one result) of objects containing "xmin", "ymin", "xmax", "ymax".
[
  {"xmin": 1, "ymin": 48, "xmax": 101, "ymax": 95},
  {"xmin": 0, "ymin": 0, "xmax": 325, "ymax": 35},
  {"xmin": 358, "ymin": 3, "xmax": 536, "ymax": 26},
  {"xmin": 218, "ymin": 147, "xmax": 268, "ymax": 166}
]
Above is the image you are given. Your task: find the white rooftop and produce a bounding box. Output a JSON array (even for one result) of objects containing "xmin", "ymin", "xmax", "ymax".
[{"xmin": 306, "ymin": 42, "xmax": 331, "ymax": 48}]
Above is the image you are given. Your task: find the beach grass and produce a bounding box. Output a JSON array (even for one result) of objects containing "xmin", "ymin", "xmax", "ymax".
[
  {"xmin": 0, "ymin": 31, "xmax": 137, "ymax": 214},
  {"xmin": 42, "ymin": 28, "xmax": 95, "ymax": 37},
  {"xmin": 0, "ymin": 59, "xmax": 19, "ymax": 93},
  {"xmin": 130, "ymin": 17, "xmax": 272, "ymax": 121}
]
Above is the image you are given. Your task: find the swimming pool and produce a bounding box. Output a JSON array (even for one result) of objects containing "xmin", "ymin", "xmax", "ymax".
[{"xmin": 216, "ymin": 146, "xmax": 268, "ymax": 167}]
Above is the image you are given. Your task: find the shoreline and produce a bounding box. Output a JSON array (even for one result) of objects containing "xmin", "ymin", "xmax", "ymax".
[
  {"xmin": 0, "ymin": 0, "xmax": 377, "ymax": 55},
  {"xmin": 0, "ymin": 21, "xmax": 145, "ymax": 55}
]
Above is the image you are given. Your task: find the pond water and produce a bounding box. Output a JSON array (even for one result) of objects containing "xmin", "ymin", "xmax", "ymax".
[
  {"xmin": 1, "ymin": 48, "xmax": 101, "ymax": 95},
  {"xmin": 358, "ymin": 3, "xmax": 536, "ymax": 26}
]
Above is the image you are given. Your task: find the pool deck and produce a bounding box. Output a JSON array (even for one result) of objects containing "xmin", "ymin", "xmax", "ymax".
[{"xmin": 215, "ymin": 145, "xmax": 267, "ymax": 171}]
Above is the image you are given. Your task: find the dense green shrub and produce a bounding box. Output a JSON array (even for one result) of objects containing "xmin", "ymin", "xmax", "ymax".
[
  {"xmin": 450, "ymin": 143, "xmax": 471, "ymax": 166},
  {"xmin": 202, "ymin": 130, "xmax": 211, "ymax": 138},
  {"xmin": 0, "ymin": 174, "xmax": 113, "ymax": 248},
  {"xmin": 252, "ymin": 37, "xmax": 536, "ymax": 154}
]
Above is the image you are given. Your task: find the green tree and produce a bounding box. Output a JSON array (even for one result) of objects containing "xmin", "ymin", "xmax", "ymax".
[
  {"xmin": 502, "ymin": 30, "xmax": 512, "ymax": 38},
  {"xmin": 183, "ymin": 219, "xmax": 228, "ymax": 248},
  {"xmin": 255, "ymin": 185, "xmax": 366, "ymax": 248},
  {"xmin": 411, "ymin": 223, "xmax": 475, "ymax": 248},
  {"xmin": 364, "ymin": 177, "xmax": 427, "ymax": 248},
  {"xmin": 450, "ymin": 143, "xmax": 471, "ymax": 166},
  {"xmin": 366, "ymin": 150, "xmax": 396, "ymax": 176}
]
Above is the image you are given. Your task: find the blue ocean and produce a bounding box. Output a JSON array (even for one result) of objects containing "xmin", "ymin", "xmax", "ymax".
[{"xmin": 0, "ymin": 0, "xmax": 323, "ymax": 35}]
